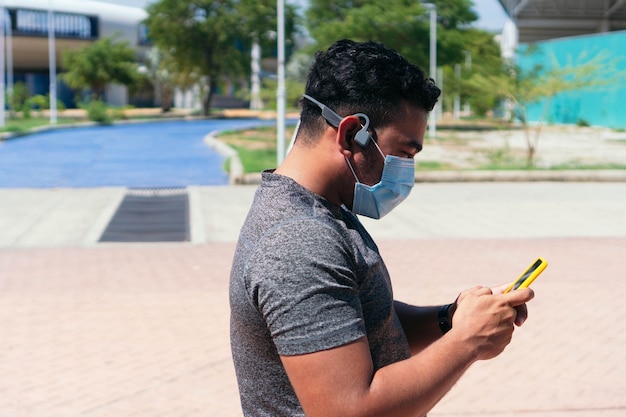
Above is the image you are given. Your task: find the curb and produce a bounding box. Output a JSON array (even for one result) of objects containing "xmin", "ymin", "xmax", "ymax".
[
  {"xmin": 203, "ymin": 132, "xmax": 243, "ymax": 185},
  {"xmin": 235, "ymin": 169, "xmax": 626, "ymax": 185},
  {"xmin": 414, "ymin": 169, "xmax": 626, "ymax": 182}
]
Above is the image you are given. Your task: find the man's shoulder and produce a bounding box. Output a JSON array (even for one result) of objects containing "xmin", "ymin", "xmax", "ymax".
[
  {"xmin": 235, "ymin": 173, "xmax": 359, "ymax": 256},
  {"xmin": 249, "ymin": 172, "xmax": 342, "ymax": 226}
]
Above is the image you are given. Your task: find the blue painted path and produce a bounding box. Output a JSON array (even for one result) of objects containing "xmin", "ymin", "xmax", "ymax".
[{"xmin": 0, "ymin": 119, "xmax": 278, "ymax": 188}]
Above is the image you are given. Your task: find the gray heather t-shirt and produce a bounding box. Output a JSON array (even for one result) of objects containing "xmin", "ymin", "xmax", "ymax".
[{"xmin": 229, "ymin": 172, "xmax": 411, "ymax": 417}]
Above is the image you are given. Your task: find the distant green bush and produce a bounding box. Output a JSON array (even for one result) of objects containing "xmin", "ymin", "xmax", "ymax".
[
  {"xmin": 80, "ymin": 100, "xmax": 113, "ymax": 124},
  {"xmin": 10, "ymin": 82, "xmax": 30, "ymax": 116},
  {"xmin": 9, "ymin": 83, "xmax": 67, "ymax": 119},
  {"xmin": 576, "ymin": 118, "xmax": 590, "ymax": 127}
]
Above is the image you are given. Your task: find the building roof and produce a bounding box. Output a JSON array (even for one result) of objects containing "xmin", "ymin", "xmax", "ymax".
[
  {"xmin": 498, "ymin": 0, "xmax": 626, "ymax": 42},
  {"xmin": 4, "ymin": 0, "xmax": 147, "ymax": 25}
]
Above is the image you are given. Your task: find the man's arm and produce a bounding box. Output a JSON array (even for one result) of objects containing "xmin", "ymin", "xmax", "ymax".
[
  {"xmin": 394, "ymin": 301, "xmax": 450, "ymax": 355},
  {"xmin": 281, "ymin": 286, "xmax": 534, "ymax": 417}
]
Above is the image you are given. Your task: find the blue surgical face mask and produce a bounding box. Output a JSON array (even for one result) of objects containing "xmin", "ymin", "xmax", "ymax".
[
  {"xmin": 301, "ymin": 94, "xmax": 415, "ymax": 219},
  {"xmin": 346, "ymin": 140, "xmax": 415, "ymax": 219}
]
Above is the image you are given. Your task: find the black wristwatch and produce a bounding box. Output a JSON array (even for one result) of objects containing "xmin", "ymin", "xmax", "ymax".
[{"xmin": 438, "ymin": 302, "xmax": 455, "ymax": 334}]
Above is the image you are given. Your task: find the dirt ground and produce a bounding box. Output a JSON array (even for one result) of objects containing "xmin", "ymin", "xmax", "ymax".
[{"xmin": 421, "ymin": 123, "xmax": 626, "ymax": 169}]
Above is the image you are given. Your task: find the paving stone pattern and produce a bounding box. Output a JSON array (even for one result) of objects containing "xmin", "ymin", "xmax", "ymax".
[{"xmin": 1, "ymin": 183, "xmax": 625, "ymax": 416}]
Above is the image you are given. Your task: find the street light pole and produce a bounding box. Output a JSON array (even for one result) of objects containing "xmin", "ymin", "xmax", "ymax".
[
  {"xmin": 250, "ymin": 36, "xmax": 262, "ymax": 110},
  {"xmin": 276, "ymin": 0, "xmax": 286, "ymax": 165},
  {"xmin": 0, "ymin": 4, "xmax": 5, "ymax": 128},
  {"xmin": 424, "ymin": 3, "xmax": 436, "ymax": 138},
  {"xmin": 48, "ymin": 0, "xmax": 57, "ymax": 125},
  {"xmin": 0, "ymin": 3, "xmax": 12, "ymax": 129},
  {"xmin": 6, "ymin": 7, "xmax": 12, "ymax": 107}
]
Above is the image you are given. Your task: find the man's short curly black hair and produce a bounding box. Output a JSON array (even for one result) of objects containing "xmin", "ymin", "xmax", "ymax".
[{"xmin": 299, "ymin": 39, "xmax": 441, "ymax": 141}]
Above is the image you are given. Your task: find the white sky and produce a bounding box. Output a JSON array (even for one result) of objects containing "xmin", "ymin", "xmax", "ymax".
[{"xmin": 92, "ymin": 0, "xmax": 509, "ymax": 32}]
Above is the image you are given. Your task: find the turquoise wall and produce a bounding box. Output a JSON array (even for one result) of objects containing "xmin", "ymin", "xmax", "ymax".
[{"xmin": 519, "ymin": 30, "xmax": 626, "ymax": 129}]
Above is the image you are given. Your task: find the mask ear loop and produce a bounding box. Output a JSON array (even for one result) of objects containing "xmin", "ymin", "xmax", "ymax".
[
  {"xmin": 286, "ymin": 119, "xmax": 300, "ymax": 155},
  {"xmin": 345, "ymin": 121, "xmax": 385, "ymax": 185},
  {"xmin": 370, "ymin": 135, "xmax": 386, "ymax": 159},
  {"xmin": 345, "ymin": 157, "xmax": 361, "ymax": 184}
]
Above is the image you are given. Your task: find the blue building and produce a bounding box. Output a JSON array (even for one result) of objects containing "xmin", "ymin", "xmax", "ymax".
[
  {"xmin": 3, "ymin": 0, "xmax": 149, "ymax": 107},
  {"xmin": 521, "ymin": 31, "xmax": 626, "ymax": 129},
  {"xmin": 498, "ymin": 0, "xmax": 626, "ymax": 129}
]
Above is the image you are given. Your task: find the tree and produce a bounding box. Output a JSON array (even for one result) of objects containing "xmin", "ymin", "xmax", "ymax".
[
  {"xmin": 453, "ymin": 29, "xmax": 504, "ymax": 117},
  {"xmin": 303, "ymin": 0, "xmax": 506, "ymax": 120},
  {"xmin": 61, "ymin": 35, "xmax": 140, "ymax": 102},
  {"xmin": 145, "ymin": 47, "xmax": 181, "ymax": 112},
  {"xmin": 304, "ymin": 0, "xmax": 479, "ymax": 71},
  {"xmin": 144, "ymin": 0, "xmax": 299, "ymax": 116},
  {"xmin": 467, "ymin": 47, "xmax": 626, "ymax": 166}
]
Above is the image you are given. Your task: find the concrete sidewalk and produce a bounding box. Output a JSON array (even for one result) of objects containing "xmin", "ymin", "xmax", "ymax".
[
  {"xmin": 1, "ymin": 183, "xmax": 625, "ymax": 416},
  {"xmin": 2, "ymin": 182, "xmax": 626, "ymax": 247}
]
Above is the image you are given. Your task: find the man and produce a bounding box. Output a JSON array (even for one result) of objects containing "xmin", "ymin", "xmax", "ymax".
[{"xmin": 230, "ymin": 39, "xmax": 533, "ymax": 417}]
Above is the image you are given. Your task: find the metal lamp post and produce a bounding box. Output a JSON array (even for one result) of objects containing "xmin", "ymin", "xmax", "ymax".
[
  {"xmin": 276, "ymin": 0, "xmax": 286, "ymax": 165},
  {"xmin": 0, "ymin": 4, "xmax": 5, "ymax": 128},
  {"xmin": 423, "ymin": 3, "xmax": 437, "ymax": 139},
  {"xmin": 48, "ymin": 0, "xmax": 57, "ymax": 124}
]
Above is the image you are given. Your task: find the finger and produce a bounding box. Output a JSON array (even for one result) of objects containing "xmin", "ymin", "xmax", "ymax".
[
  {"xmin": 514, "ymin": 303, "xmax": 528, "ymax": 326},
  {"xmin": 470, "ymin": 286, "xmax": 493, "ymax": 296},
  {"xmin": 457, "ymin": 286, "xmax": 489, "ymax": 303},
  {"xmin": 491, "ymin": 283, "xmax": 512, "ymax": 295},
  {"xmin": 503, "ymin": 287, "xmax": 535, "ymax": 306}
]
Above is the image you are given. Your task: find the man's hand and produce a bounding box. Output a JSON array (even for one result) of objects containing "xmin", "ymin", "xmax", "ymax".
[
  {"xmin": 449, "ymin": 286, "xmax": 534, "ymax": 361},
  {"xmin": 491, "ymin": 283, "xmax": 532, "ymax": 326}
]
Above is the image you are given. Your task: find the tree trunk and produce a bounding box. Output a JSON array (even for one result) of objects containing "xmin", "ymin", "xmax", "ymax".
[
  {"xmin": 93, "ymin": 85, "xmax": 104, "ymax": 102},
  {"xmin": 202, "ymin": 90, "xmax": 211, "ymax": 116},
  {"xmin": 526, "ymin": 144, "xmax": 536, "ymax": 168},
  {"xmin": 161, "ymin": 84, "xmax": 172, "ymax": 113},
  {"xmin": 528, "ymin": 123, "xmax": 543, "ymax": 168},
  {"xmin": 520, "ymin": 108, "xmax": 535, "ymax": 168},
  {"xmin": 202, "ymin": 78, "xmax": 217, "ymax": 117}
]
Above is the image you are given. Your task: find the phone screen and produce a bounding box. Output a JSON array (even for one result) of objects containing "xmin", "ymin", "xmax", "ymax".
[{"xmin": 511, "ymin": 258, "xmax": 544, "ymax": 290}]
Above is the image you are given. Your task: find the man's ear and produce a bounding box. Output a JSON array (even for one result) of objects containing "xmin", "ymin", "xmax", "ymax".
[{"xmin": 336, "ymin": 115, "xmax": 363, "ymax": 158}]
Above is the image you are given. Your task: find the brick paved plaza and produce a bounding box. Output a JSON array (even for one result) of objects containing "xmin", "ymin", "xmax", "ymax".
[{"xmin": 1, "ymin": 183, "xmax": 625, "ymax": 416}]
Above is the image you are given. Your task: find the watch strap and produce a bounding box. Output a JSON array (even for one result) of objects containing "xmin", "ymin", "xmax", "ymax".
[{"xmin": 438, "ymin": 303, "xmax": 454, "ymax": 334}]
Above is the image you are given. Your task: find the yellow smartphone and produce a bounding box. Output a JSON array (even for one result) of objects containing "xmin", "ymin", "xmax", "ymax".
[{"xmin": 503, "ymin": 258, "xmax": 548, "ymax": 293}]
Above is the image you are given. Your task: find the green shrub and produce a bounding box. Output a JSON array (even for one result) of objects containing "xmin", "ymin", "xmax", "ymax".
[
  {"xmin": 29, "ymin": 95, "xmax": 48, "ymax": 110},
  {"xmin": 20, "ymin": 94, "xmax": 67, "ymax": 118},
  {"xmin": 9, "ymin": 82, "xmax": 31, "ymax": 118},
  {"xmin": 80, "ymin": 99, "xmax": 113, "ymax": 124},
  {"xmin": 576, "ymin": 118, "xmax": 590, "ymax": 127}
]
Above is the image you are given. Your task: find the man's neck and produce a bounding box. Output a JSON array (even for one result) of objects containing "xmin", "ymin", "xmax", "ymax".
[{"xmin": 275, "ymin": 145, "xmax": 345, "ymax": 207}]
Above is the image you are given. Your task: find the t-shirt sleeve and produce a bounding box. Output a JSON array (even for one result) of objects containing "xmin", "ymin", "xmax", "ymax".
[{"xmin": 245, "ymin": 218, "xmax": 366, "ymax": 356}]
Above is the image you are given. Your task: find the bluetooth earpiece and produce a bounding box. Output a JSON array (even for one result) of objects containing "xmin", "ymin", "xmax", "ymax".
[
  {"xmin": 303, "ymin": 94, "xmax": 372, "ymax": 148},
  {"xmin": 352, "ymin": 113, "xmax": 371, "ymax": 147}
]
